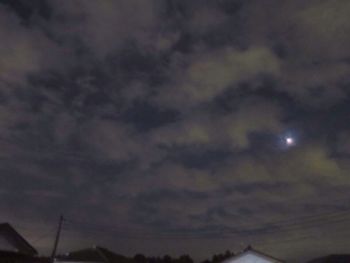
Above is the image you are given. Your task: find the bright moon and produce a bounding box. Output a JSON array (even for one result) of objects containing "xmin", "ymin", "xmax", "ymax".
[{"xmin": 285, "ymin": 137, "xmax": 294, "ymax": 146}]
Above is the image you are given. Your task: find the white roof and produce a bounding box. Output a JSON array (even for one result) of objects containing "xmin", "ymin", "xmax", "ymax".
[{"xmin": 223, "ymin": 249, "xmax": 284, "ymax": 263}]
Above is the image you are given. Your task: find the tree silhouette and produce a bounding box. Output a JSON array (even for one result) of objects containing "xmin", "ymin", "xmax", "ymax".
[{"xmin": 202, "ymin": 250, "xmax": 234, "ymax": 263}]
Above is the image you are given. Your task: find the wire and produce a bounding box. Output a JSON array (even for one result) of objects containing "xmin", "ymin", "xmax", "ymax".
[
  {"xmin": 30, "ymin": 228, "xmax": 56, "ymax": 246},
  {"xmin": 254, "ymin": 223, "xmax": 350, "ymax": 248},
  {"xmin": 3, "ymin": 210, "xmax": 349, "ymax": 254},
  {"xmin": 2, "ymin": 136, "xmax": 350, "ymax": 241},
  {"xmin": 61, "ymin": 210, "xmax": 350, "ymax": 240},
  {"xmin": 62, "ymin": 206, "xmax": 350, "ymax": 238},
  {"xmin": 225, "ymin": 211, "xmax": 350, "ymax": 236}
]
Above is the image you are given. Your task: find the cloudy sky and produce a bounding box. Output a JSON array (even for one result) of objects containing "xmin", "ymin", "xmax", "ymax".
[{"xmin": 1, "ymin": 0, "xmax": 350, "ymax": 262}]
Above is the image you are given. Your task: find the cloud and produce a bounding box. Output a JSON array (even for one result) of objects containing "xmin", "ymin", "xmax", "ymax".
[
  {"xmin": 2, "ymin": 1, "xmax": 350, "ymax": 260},
  {"xmin": 157, "ymin": 46, "xmax": 280, "ymax": 109},
  {"xmin": 296, "ymin": 0, "xmax": 350, "ymax": 59},
  {"xmin": 123, "ymin": 141, "xmax": 350, "ymax": 251},
  {"xmin": 153, "ymin": 98, "xmax": 283, "ymax": 150},
  {"xmin": 108, "ymin": 135, "xmax": 350, "ymax": 240},
  {"xmin": 0, "ymin": 7, "xmax": 55, "ymax": 84},
  {"xmin": 81, "ymin": 119, "xmax": 141, "ymax": 162},
  {"xmin": 53, "ymin": 111, "xmax": 78, "ymax": 144},
  {"xmin": 188, "ymin": 6, "xmax": 229, "ymax": 34},
  {"xmin": 217, "ymin": 142, "xmax": 346, "ymax": 188},
  {"xmin": 47, "ymin": 0, "xmax": 176, "ymax": 57},
  {"xmin": 151, "ymin": 162, "xmax": 219, "ymax": 193},
  {"xmin": 336, "ymin": 132, "xmax": 350, "ymax": 156},
  {"xmin": 282, "ymin": 0, "xmax": 350, "ymax": 107},
  {"xmin": 239, "ymin": 0, "xmax": 350, "ymax": 108},
  {"xmin": 275, "ymin": 144, "xmax": 344, "ymax": 180},
  {"xmin": 78, "ymin": 118, "xmax": 164, "ymax": 169},
  {"xmin": 279, "ymin": 61, "xmax": 349, "ymax": 107}
]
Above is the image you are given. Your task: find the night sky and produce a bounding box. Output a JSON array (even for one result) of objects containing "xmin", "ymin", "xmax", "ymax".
[{"xmin": 1, "ymin": 0, "xmax": 350, "ymax": 262}]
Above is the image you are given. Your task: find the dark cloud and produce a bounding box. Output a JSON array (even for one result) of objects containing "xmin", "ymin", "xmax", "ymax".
[{"xmin": 1, "ymin": 0, "xmax": 350, "ymax": 262}]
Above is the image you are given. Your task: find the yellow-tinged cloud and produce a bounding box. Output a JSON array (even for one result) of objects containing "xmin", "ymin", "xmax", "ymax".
[
  {"xmin": 155, "ymin": 162, "xmax": 219, "ymax": 192},
  {"xmin": 224, "ymin": 100, "xmax": 283, "ymax": 148},
  {"xmin": 157, "ymin": 46, "xmax": 280, "ymax": 109},
  {"xmin": 184, "ymin": 47, "xmax": 280, "ymax": 103},
  {"xmin": 215, "ymin": 143, "xmax": 346, "ymax": 195},
  {"xmin": 153, "ymin": 99, "xmax": 283, "ymax": 150},
  {"xmin": 297, "ymin": 0, "xmax": 350, "ymax": 59},
  {"xmin": 217, "ymin": 156, "xmax": 272, "ymax": 185},
  {"xmin": 281, "ymin": 144, "xmax": 343, "ymax": 178},
  {"xmin": 240, "ymin": 0, "xmax": 350, "ymax": 108}
]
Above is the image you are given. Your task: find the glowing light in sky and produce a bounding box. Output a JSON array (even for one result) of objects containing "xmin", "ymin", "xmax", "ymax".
[{"xmin": 285, "ymin": 136, "xmax": 295, "ymax": 146}]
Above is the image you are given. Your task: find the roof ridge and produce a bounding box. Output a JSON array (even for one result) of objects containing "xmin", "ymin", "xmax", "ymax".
[
  {"xmin": 225, "ymin": 246, "xmax": 285, "ymax": 263},
  {"xmin": 0, "ymin": 222, "xmax": 37, "ymax": 255}
]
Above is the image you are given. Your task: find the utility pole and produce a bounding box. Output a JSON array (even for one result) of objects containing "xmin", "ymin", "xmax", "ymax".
[{"xmin": 50, "ymin": 215, "xmax": 64, "ymax": 263}]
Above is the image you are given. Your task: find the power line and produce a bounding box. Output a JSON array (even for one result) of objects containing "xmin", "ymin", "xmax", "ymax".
[
  {"xmin": 30, "ymin": 228, "xmax": 57, "ymax": 246},
  {"xmin": 224, "ymin": 211, "xmax": 350, "ymax": 236},
  {"xmin": 2, "ymin": 135, "xmax": 350, "ymax": 241},
  {"xmin": 60, "ymin": 219, "xmax": 350, "ymax": 250},
  {"xmin": 61, "ymin": 210, "xmax": 350, "ymax": 240},
  {"xmin": 62, "ymin": 206, "xmax": 350, "ymax": 237},
  {"xmin": 6, "ymin": 206, "xmax": 350, "ymax": 247},
  {"xmin": 6, "ymin": 210, "xmax": 350, "ymax": 252},
  {"xmin": 254, "ymin": 223, "xmax": 350, "ymax": 248}
]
